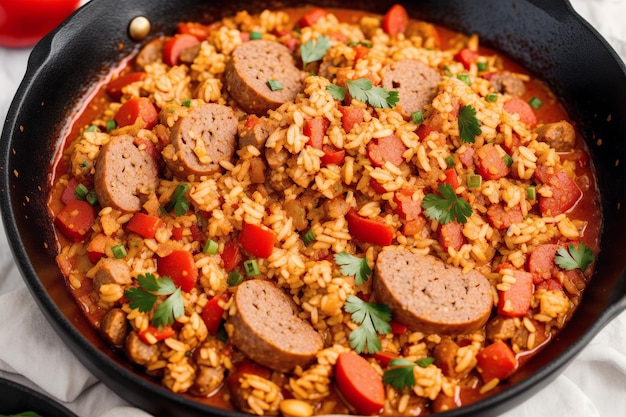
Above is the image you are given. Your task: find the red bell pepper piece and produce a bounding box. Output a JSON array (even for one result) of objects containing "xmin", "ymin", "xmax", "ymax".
[
  {"xmin": 114, "ymin": 97, "xmax": 158, "ymax": 130},
  {"xmin": 239, "ymin": 222, "xmax": 275, "ymax": 258},
  {"xmin": 126, "ymin": 212, "xmax": 163, "ymax": 239},
  {"xmin": 297, "ymin": 7, "xmax": 328, "ymax": 28},
  {"xmin": 476, "ymin": 340, "xmax": 518, "ymax": 383},
  {"xmin": 303, "ymin": 117, "xmax": 329, "ymax": 149},
  {"xmin": 201, "ymin": 292, "xmax": 231, "ymax": 335},
  {"xmin": 55, "ymin": 199, "xmax": 96, "ymax": 241},
  {"xmin": 105, "ymin": 72, "xmax": 146, "ymax": 101},
  {"xmin": 138, "ymin": 325, "xmax": 175, "ymax": 344},
  {"xmin": 157, "ymin": 250, "xmax": 198, "ymax": 293},
  {"xmin": 382, "ymin": 4, "xmax": 409, "ymax": 36},
  {"xmin": 346, "ymin": 209, "xmax": 394, "ymax": 246}
]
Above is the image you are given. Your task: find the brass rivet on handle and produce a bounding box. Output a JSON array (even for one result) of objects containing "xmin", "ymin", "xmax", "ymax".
[{"xmin": 129, "ymin": 16, "xmax": 151, "ymax": 41}]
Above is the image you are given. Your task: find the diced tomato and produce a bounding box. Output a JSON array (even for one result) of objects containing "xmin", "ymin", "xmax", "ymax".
[
  {"xmin": 503, "ymin": 97, "xmax": 537, "ymax": 129},
  {"xmin": 335, "ymin": 352, "xmax": 385, "ymax": 415},
  {"xmin": 536, "ymin": 277, "xmax": 563, "ymax": 291},
  {"xmin": 476, "ymin": 340, "xmax": 517, "ymax": 383},
  {"xmin": 157, "ymin": 250, "xmax": 198, "ymax": 293},
  {"xmin": 105, "ymin": 72, "xmax": 146, "ymax": 101},
  {"xmin": 221, "ymin": 241, "xmax": 242, "ymax": 272},
  {"xmin": 244, "ymin": 114, "xmax": 260, "ymax": 129},
  {"xmin": 454, "ymin": 48, "xmax": 480, "ymax": 70},
  {"xmin": 239, "ymin": 222, "xmax": 275, "ymax": 258},
  {"xmin": 382, "ymin": 4, "xmax": 409, "ymax": 36},
  {"xmin": 115, "ymin": 97, "xmax": 159, "ymax": 130},
  {"xmin": 443, "ymin": 168, "xmax": 460, "ymax": 190},
  {"xmin": 297, "ymin": 7, "xmax": 328, "ymax": 28},
  {"xmin": 171, "ymin": 227, "xmax": 184, "ymax": 241},
  {"xmin": 346, "ymin": 209, "xmax": 394, "ymax": 247},
  {"xmin": 55, "ymin": 200, "xmax": 96, "ymax": 241},
  {"xmin": 320, "ymin": 145, "xmax": 346, "ymax": 166},
  {"xmin": 416, "ymin": 123, "xmax": 434, "ymax": 139},
  {"xmin": 163, "ymin": 33, "xmax": 200, "ymax": 67},
  {"xmin": 369, "ymin": 178, "xmax": 387, "ymax": 195},
  {"xmin": 486, "ymin": 204, "xmax": 524, "ymax": 230},
  {"xmin": 535, "ymin": 166, "xmax": 582, "ymax": 215},
  {"xmin": 353, "ymin": 44, "xmax": 370, "ymax": 62},
  {"xmin": 86, "ymin": 233, "xmax": 108, "ymax": 264},
  {"xmin": 201, "ymin": 293, "xmax": 231, "ymax": 335},
  {"xmin": 389, "ymin": 321, "xmax": 408, "ymax": 335},
  {"xmin": 177, "ymin": 22, "xmax": 216, "ymax": 40},
  {"xmin": 439, "ymin": 221, "xmax": 465, "ymax": 252},
  {"xmin": 303, "ymin": 117, "xmax": 329, "ymax": 149},
  {"xmin": 190, "ymin": 223, "xmax": 203, "ymax": 242},
  {"xmin": 393, "ymin": 187, "xmax": 422, "ymax": 221},
  {"xmin": 339, "ymin": 106, "xmax": 364, "ymax": 133},
  {"xmin": 138, "ymin": 325, "xmax": 175, "ymax": 344},
  {"xmin": 61, "ymin": 177, "xmax": 80, "ymax": 205},
  {"xmin": 370, "ymin": 351, "xmax": 399, "ymax": 367},
  {"xmin": 126, "ymin": 212, "xmax": 163, "ymax": 239},
  {"xmin": 367, "ymin": 135, "xmax": 407, "ymax": 167},
  {"xmin": 497, "ymin": 268, "xmax": 534, "ymax": 317},
  {"xmin": 475, "ymin": 143, "xmax": 510, "ymax": 181},
  {"xmin": 402, "ymin": 218, "xmax": 426, "ymax": 236},
  {"xmin": 239, "ymin": 32, "xmax": 250, "ymax": 43},
  {"xmin": 527, "ymin": 243, "xmax": 560, "ymax": 282}
]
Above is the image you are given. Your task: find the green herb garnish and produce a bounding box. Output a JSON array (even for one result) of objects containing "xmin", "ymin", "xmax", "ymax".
[
  {"xmin": 165, "ymin": 183, "xmax": 190, "ymax": 216},
  {"xmin": 326, "ymin": 83, "xmax": 346, "ymax": 101},
  {"xmin": 227, "ymin": 271, "xmax": 244, "ymax": 286},
  {"xmin": 555, "ymin": 242, "xmax": 594, "ymax": 271},
  {"xmin": 411, "ymin": 110, "xmax": 424, "ymax": 124},
  {"xmin": 266, "ymin": 79, "xmax": 284, "ymax": 91},
  {"xmin": 343, "ymin": 294, "xmax": 391, "ymax": 354},
  {"xmin": 529, "ymin": 96, "xmax": 543, "ymax": 109},
  {"xmin": 244, "ymin": 259, "xmax": 261, "ymax": 276},
  {"xmin": 300, "ymin": 35, "xmax": 331, "ymax": 67},
  {"xmin": 458, "ymin": 105, "xmax": 482, "ymax": 144},
  {"xmin": 303, "ymin": 229, "xmax": 316, "ymax": 245},
  {"xmin": 334, "ymin": 252, "xmax": 371, "ymax": 285},
  {"xmin": 125, "ymin": 273, "xmax": 184, "ymax": 327},
  {"xmin": 346, "ymin": 78, "xmax": 399, "ymax": 108},
  {"xmin": 382, "ymin": 357, "xmax": 435, "ymax": 390},
  {"xmin": 422, "ymin": 182, "xmax": 473, "ymax": 224}
]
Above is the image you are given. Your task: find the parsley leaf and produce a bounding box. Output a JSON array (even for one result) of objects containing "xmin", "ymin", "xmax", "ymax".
[
  {"xmin": 555, "ymin": 242, "xmax": 594, "ymax": 271},
  {"xmin": 266, "ymin": 79, "xmax": 284, "ymax": 91},
  {"xmin": 346, "ymin": 78, "xmax": 399, "ymax": 108},
  {"xmin": 458, "ymin": 105, "xmax": 482, "ymax": 143},
  {"xmin": 422, "ymin": 183, "xmax": 473, "ymax": 224},
  {"xmin": 344, "ymin": 294, "xmax": 391, "ymax": 354},
  {"xmin": 334, "ymin": 252, "xmax": 372, "ymax": 285},
  {"xmin": 165, "ymin": 183, "xmax": 190, "ymax": 216},
  {"xmin": 326, "ymin": 83, "xmax": 346, "ymax": 101},
  {"xmin": 382, "ymin": 357, "xmax": 435, "ymax": 390},
  {"xmin": 301, "ymin": 35, "xmax": 331, "ymax": 67},
  {"xmin": 125, "ymin": 273, "xmax": 185, "ymax": 327}
]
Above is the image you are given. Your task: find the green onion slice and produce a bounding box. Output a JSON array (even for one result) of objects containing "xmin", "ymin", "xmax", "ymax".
[
  {"xmin": 106, "ymin": 119, "xmax": 117, "ymax": 132},
  {"xmin": 203, "ymin": 239, "xmax": 219, "ymax": 255},
  {"xmin": 411, "ymin": 110, "xmax": 424, "ymax": 124},
  {"xmin": 503, "ymin": 154, "xmax": 514, "ymax": 168},
  {"xmin": 485, "ymin": 93, "xmax": 498, "ymax": 103},
  {"xmin": 477, "ymin": 61, "xmax": 488, "ymax": 72},
  {"xmin": 244, "ymin": 259, "xmax": 261, "ymax": 276},
  {"xmin": 74, "ymin": 183, "xmax": 89, "ymax": 200},
  {"xmin": 529, "ymin": 96, "xmax": 543, "ymax": 109},
  {"xmin": 457, "ymin": 73, "xmax": 471, "ymax": 85},
  {"xmin": 526, "ymin": 185, "xmax": 536, "ymax": 201},
  {"xmin": 227, "ymin": 271, "xmax": 244, "ymax": 287},
  {"xmin": 111, "ymin": 244, "xmax": 127, "ymax": 259},
  {"xmin": 445, "ymin": 155, "xmax": 455, "ymax": 168},
  {"xmin": 250, "ymin": 31, "xmax": 262, "ymax": 40},
  {"xmin": 303, "ymin": 229, "xmax": 316, "ymax": 245},
  {"xmin": 467, "ymin": 174, "xmax": 482, "ymax": 189}
]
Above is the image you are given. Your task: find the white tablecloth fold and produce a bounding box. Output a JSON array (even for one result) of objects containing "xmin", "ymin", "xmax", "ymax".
[{"xmin": 1, "ymin": 1, "xmax": 625, "ymax": 416}]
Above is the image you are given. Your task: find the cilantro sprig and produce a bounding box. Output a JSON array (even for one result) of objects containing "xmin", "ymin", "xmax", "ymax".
[
  {"xmin": 555, "ymin": 242, "xmax": 595, "ymax": 271},
  {"xmin": 343, "ymin": 294, "xmax": 391, "ymax": 354},
  {"xmin": 422, "ymin": 183, "xmax": 473, "ymax": 224},
  {"xmin": 125, "ymin": 273, "xmax": 184, "ymax": 327},
  {"xmin": 382, "ymin": 357, "xmax": 435, "ymax": 390},
  {"xmin": 326, "ymin": 78, "xmax": 399, "ymax": 108},
  {"xmin": 300, "ymin": 35, "xmax": 331, "ymax": 68},
  {"xmin": 334, "ymin": 252, "xmax": 371, "ymax": 285},
  {"xmin": 458, "ymin": 105, "xmax": 482, "ymax": 143},
  {"xmin": 165, "ymin": 183, "xmax": 190, "ymax": 216}
]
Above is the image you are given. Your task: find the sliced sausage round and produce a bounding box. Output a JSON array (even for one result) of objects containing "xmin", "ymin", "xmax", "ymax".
[
  {"xmin": 534, "ymin": 120, "xmax": 576, "ymax": 151},
  {"xmin": 484, "ymin": 71, "xmax": 526, "ymax": 97},
  {"xmin": 227, "ymin": 279, "xmax": 323, "ymax": 372},
  {"xmin": 100, "ymin": 307, "xmax": 128, "ymax": 348},
  {"xmin": 381, "ymin": 59, "xmax": 441, "ymax": 119},
  {"xmin": 373, "ymin": 247, "xmax": 493, "ymax": 335},
  {"xmin": 225, "ymin": 40, "xmax": 304, "ymax": 115},
  {"xmin": 162, "ymin": 103, "xmax": 237, "ymax": 179},
  {"xmin": 94, "ymin": 134, "xmax": 158, "ymax": 213}
]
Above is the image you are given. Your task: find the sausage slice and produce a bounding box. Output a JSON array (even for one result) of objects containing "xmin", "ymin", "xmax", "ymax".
[
  {"xmin": 94, "ymin": 134, "xmax": 158, "ymax": 213},
  {"xmin": 373, "ymin": 247, "xmax": 493, "ymax": 334},
  {"xmin": 162, "ymin": 103, "xmax": 237, "ymax": 179},
  {"xmin": 381, "ymin": 60, "xmax": 441, "ymax": 119},
  {"xmin": 227, "ymin": 279, "xmax": 323, "ymax": 372},
  {"xmin": 225, "ymin": 40, "xmax": 304, "ymax": 115}
]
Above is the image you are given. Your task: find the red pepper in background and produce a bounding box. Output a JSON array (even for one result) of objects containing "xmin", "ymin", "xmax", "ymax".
[
  {"xmin": 382, "ymin": 4, "xmax": 409, "ymax": 36},
  {"xmin": 476, "ymin": 340, "xmax": 518, "ymax": 383},
  {"xmin": 114, "ymin": 97, "xmax": 159, "ymax": 129}
]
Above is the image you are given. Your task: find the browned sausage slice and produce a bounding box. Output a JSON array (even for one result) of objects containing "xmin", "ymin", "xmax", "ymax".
[
  {"xmin": 227, "ymin": 279, "xmax": 323, "ymax": 372},
  {"xmin": 373, "ymin": 247, "xmax": 493, "ymax": 334},
  {"xmin": 381, "ymin": 60, "xmax": 441, "ymax": 119},
  {"xmin": 534, "ymin": 120, "xmax": 576, "ymax": 151},
  {"xmin": 94, "ymin": 134, "xmax": 158, "ymax": 213},
  {"xmin": 162, "ymin": 103, "xmax": 237, "ymax": 179},
  {"xmin": 225, "ymin": 40, "xmax": 304, "ymax": 115},
  {"xmin": 100, "ymin": 307, "xmax": 128, "ymax": 348}
]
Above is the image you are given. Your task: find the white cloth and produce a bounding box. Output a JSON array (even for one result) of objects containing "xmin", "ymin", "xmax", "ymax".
[{"xmin": 1, "ymin": 1, "xmax": 625, "ymax": 416}]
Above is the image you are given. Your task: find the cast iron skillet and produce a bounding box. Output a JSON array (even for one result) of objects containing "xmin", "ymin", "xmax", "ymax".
[
  {"xmin": 1, "ymin": 0, "xmax": 626, "ymax": 416},
  {"xmin": 0, "ymin": 377, "xmax": 78, "ymax": 417}
]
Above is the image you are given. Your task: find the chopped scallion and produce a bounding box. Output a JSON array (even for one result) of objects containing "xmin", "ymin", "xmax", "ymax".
[
  {"xmin": 445, "ymin": 155, "xmax": 455, "ymax": 168},
  {"xmin": 411, "ymin": 110, "xmax": 424, "ymax": 124},
  {"xmin": 503, "ymin": 154, "xmax": 514, "ymax": 167},
  {"xmin": 74, "ymin": 183, "xmax": 89, "ymax": 200},
  {"xmin": 303, "ymin": 229, "xmax": 316, "ymax": 245},
  {"xmin": 244, "ymin": 259, "xmax": 261, "ymax": 276},
  {"xmin": 467, "ymin": 174, "xmax": 482, "ymax": 189},
  {"xmin": 477, "ymin": 61, "xmax": 488, "ymax": 72},
  {"xmin": 165, "ymin": 183, "xmax": 190, "ymax": 216},
  {"xmin": 181, "ymin": 99, "xmax": 191, "ymax": 107},
  {"xmin": 485, "ymin": 93, "xmax": 498, "ymax": 103},
  {"xmin": 85, "ymin": 125, "xmax": 97, "ymax": 133},
  {"xmin": 85, "ymin": 190, "xmax": 99, "ymax": 206},
  {"xmin": 457, "ymin": 73, "xmax": 471, "ymax": 85},
  {"xmin": 250, "ymin": 31, "xmax": 262, "ymax": 40},
  {"xmin": 203, "ymin": 239, "xmax": 219, "ymax": 255},
  {"xmin": 526, "ymin": 185, "xmax": 536, "ymax": 201},
  {"xmin": 227, "ymin": 271, "xmax": 244, "ymax": 287},
  {"xmin": 266, "ymin": 79, "xmax": 284, "ymax": 91},
  {"xmin": 111, "ymin": 244, "xmax": 127, "ymax": 259},
  {"xmin": 529, "ymin": 96, "xmax": 543, "ymax": 109},
  {"xmin": 443, "ymin": 66, "xmax": 452, "ymax": 77},
  {"xmin": 106, "ymin": 119, "xmax": 117, "ymax": 132}
]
